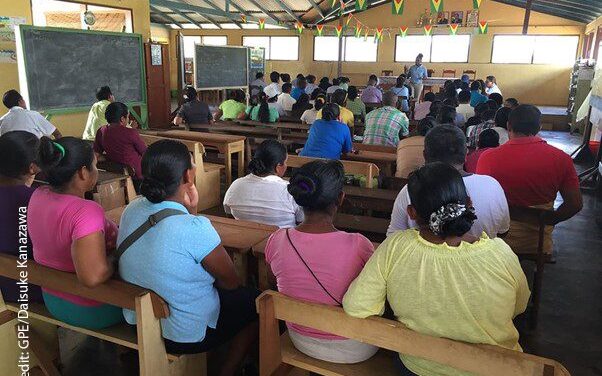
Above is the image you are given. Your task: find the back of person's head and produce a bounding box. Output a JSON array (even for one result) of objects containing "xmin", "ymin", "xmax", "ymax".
[
  {"xmin": 486, "ymin": 99, "xmax": 499, "ymax": 111},
  {"xmin": 478, "ymin": 128, "xmax": 500, "ymax": 149},
  {"xmin": 424, "ymin": 92, "xmax": 436, "ymax": 102},
  {"xmin": 481, "ymin": 109, "xmax": 496, "ymax": 122},
  {"xmin": 437, "ymin": 105, "xmax": 457, "ymax": 124},
  {"xmin": 270, "ymin": 71, "xmax": 280, "ymax": 83},
  {"xmin": 369, "ymin": 74, "xmax": 378, "ymax": 81},
  {"xmin": 234, "ymin": 89, "xmax": 246, "ymax": 102},
  {"xmin": 255, "ymin": 72, "xmax": 264, "ymax": 80},
  {"xmin": 474, "ymin": 102, "xmax": 489, "ymax": 116},
  {"xmin": 257, "ymin": 92, "xmax": 271, "ymax": 123},
  {"xmin": 293, "ymin": 93, "xmax": 310, "ymax": 111},
  {"xmin": 184, "ymin": 86, "xmax": 197, "ymax": 102},
  {"xmin": 347, "ymin": 86, "xmax": 359, "ymax": 100},
  {"xmin": 424, "ymin": 124, "xmax": 467, "ymax": 166},
  {"xmin": 417, "ymin": 116, "xmax": 437, "ymax": 136},
  {"xmin": 314, "ymin": 95, "xmax": 326, "ymax": 111},
  {"xmin": 2, "ymin": 89, "xmax": 22, "ymax": 109},
  {"xmin": 505, "ymin": 98, "xmax": 519, "ymax": 109},
  {"xmin": 476, "ymin": 79, "xmax": 486, "ymax": 92},
  {"xmin": 140, "ymin": 139, "xmax": 192, "ymax": 204},
  {"xmin": 443, "ymin": 98, "xmax": 459, "ymax": 108},
  {"xmin": 461, "ymin": 82, "xmax": 470, "ymax": 91},
  {"xmin": 321, "ymin": 103, "xmax": 340, "ymax": 121},
  {"xmin": 37, "ymin": 137, "xmax": 95, "ymax": 188},
  {"xmin": 486, "ymin": 75, "xmax": 496, "ymax": 84},
  {"xmin": 458, "ymin": 90, "xmax": 471, "ymax": 103},
  {"xmin": 282, "ymin": 83, "xmax": 292, "ymax": 93},
  {"xmin": 310, "ymin": 87, "xmax": 324, "ymax": 100},
  {"xmin": 494, "ymin": 107, "xmax": 511, "ymax": 129},
  {"xmin": 306, "ymin": 74, "xmax": 316, "ymax": 83},
  {"xmin": 396, "ymin": 75, "xmax": 405, "ymax": 87},
  {"xmin": 0, "ymin": 131, "xmax": 40, "ymax": 180},
  {"xmin": 407, "ymin": 162, "xmax": 477, "ymax": 238},
  {"xmin": 340, "ymin": 77, "xmax": 350, "ymax": 84},
  {"xmin": 96, "ymin": 86, "xmax": 112, "ymax": 101},
  {"xmin": 288, "ymin": 160, "xmax": 344, "ymax": 212},
  {"xmin": 227, "ymin": 90, "xmax": 238, "ymax": 100},
  {"xmin": 248, "ymin": 139, "xmax": 286, "ymax": 176},
  {"xmin": 332, "ymin": 78, "xmax": 340, "ymax": 86},
  {"xmin": 281, "ymin": 73, "xmax": 291, "ymax": 83},
  {"xmin": 105, "ymin": 102, "xmax": 129, "ymax": 124},
  {"xmin": 489, "ymin": 93, "xmax": 503, "ymax": 107},
  {"xmin": 367, "ymin": 77, "xmax": 377, "ymax": 86},
  {"xmin": 296, "ymin": 73, "xmax": 304, "ymax": 79},
  {"xmin": 331, "ymin": 89, "xmax": 347, "ymax": 106},
  {"xmin": 508, "ymin": 104, "xmax": 541, "ymax": 136},
  {"xmin": 297, "ymin": 76, "xmax": 307, "ymax": 88},
  {"xmin": 453, "ymin": 79, "xmax": 463, "ymax": 90},
  {"xmin": 443, "ymin": 80, "xmax": 454, "ymax": 90},
  {"xmin": 470, "ymin": 81, "xmax": 481, "ymax": 91},
  {"xmin": 383, "ymin": 91, "xmax": 397, "ymax": 107},
  {"xmin": 461, "ymin": 74, "xmax": 470, "ymax": 83},
  {"xmin": 428, "ymin": 100, "xmax": 443, "ymax": 117},
  {"xmin": 320, "ymin": 77, "xmax": 330, "ymax": 84}
]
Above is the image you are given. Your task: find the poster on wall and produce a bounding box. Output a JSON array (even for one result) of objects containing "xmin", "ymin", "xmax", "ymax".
[
  {"xmin": 150, "ymin": 44, "xmax": 162, "ymax": 66},
  {"xmin": 0, "ymin": 16, "xmax": 26, "ymax": 42},
  {"xmin": 250, "ymin": 47, "xmax": 264, "ymax": 69},
  {"xmin": 0, "ymin": 49, "xmax": 17, "ymax": 63}
]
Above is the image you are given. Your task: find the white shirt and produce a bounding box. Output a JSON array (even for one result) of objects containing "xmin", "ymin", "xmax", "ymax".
[
  {"xmin": 326, "ymin": 85, "xmax": 341, "ymax": 95},
  {"xmin": 264, "ymin": 82, "xmax": 281, "ymax": 99},
  {"xmin": 305, "ymin": 83, "xmax": 318, "ymax": 95},
  {"xmin": 387, "ymin": 174, "xmax": 510, "ymax": 239},
  {"xmin": 277, "ymin": 93, "xmax": 297, "ymax": 112},
  {"xmin": 457, "ymin": 103, "xmax": 475, "ymax": 120},
  {"xmin": 300, "ymin": 108, "xmax": 318, "ymax": 125},
  {"xmin": 223, "ymin": 174, "xmax": 304, "ymax": 228},
  {"xmin": 486, "ymin": 84, "xmax": 502, "ymax": 96},
  {"xmin": 0, "ymin": 106, "xmax": 56, "ymax": 138}
]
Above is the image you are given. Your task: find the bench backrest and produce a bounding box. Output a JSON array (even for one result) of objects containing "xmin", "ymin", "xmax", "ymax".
[
  {"xmin": 353, "ymin": 142, "xmax": 397, "ymax": 154},
  {"xmin": 139, "ymin": 134, "xmax": 207, "ymax": 177},
  {"xmin": 286, "ymin": 155, "xmax": 379, "ymax": 188},
  {"xmin": 257, "ymin": 291, "xmax": 570, "ymax": 376},
  {"xmin": 0, "ymin": 254, "xmax": 168, "ymax": 319}
]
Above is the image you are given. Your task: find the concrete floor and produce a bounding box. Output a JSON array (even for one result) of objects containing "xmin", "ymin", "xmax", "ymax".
[{"xmin": 57, "ymin": 130, "xmax": 602, "ymax": 376}]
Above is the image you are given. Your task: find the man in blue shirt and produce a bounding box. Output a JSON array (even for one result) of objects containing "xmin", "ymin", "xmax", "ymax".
[
  {"xmin": 407, "ymin": 53, "xmax": 428, "ymax": 103},
  {"xmin": 291, "ymin": 77, "xmax": 307, "ymax": 101},
  {"xmin": 470, "ymin": 81, "xmax": 488, "ymax": 108}
]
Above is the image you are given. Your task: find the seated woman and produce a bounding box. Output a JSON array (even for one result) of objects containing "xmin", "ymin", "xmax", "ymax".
[
  {"xmin": 0, "ymin": 131, "xmax": 43, "ymax": 303},
  {"xmin": 345, "ymin": 86, "xmax": 366, "ymax": 123},
  {"xmin": 224, "ymin": 139, "xmax": 303, "ymax": 228},
  {"xmin": 214, "ymin": 89, "xmax": 246, "ymax": 121},
  {"xmin": 29, "ymin": 137, "xmax": 121, "ymax": 329},
  {"xmin": 493, "ymin": 106, "xmax": 511, "ymax": 145},
  {"xmin": 173, "ymin": 86, "xmax": 212, "ymax": 129},
  {"xmin": 301, "ymin": 94, "xmax": 325, "ymax": 126},
  {"xmin": 343, "ymin": 162, "xmax": 530, "ymax": 376},
  {"xmin": 93, "ymin": 102, "xmax": 147, "ymax": 190},
  {"xmin": 300, "ymin": 103, "xmax": 352, "ymax": 160},
  {"xmin": 465, "ymin": 128, "xmax": 500, "ymax": 173},
  {"xmin": 264, "ymin": 160, "xmax": 377, "ymax": 364},
  {"xmin": 118, "ymin": 140, "xmax": 258, "ymax": 376},
  {"xmin": 241, "ymin": 92, "xmax": 279, "ymax": 123},
  {"xmin": 290, "ymin": 93, "xmax": 313, "ymax": 119}
]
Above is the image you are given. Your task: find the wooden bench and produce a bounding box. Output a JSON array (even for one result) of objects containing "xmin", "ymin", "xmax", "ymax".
[
  {"xmin": 342, "ymin": 185, "xmax": 398, "ymax": 213},
  {"xmin": 0, "ymin": 254, "xmax": 206, "ymax": 376},
  {"xmin": 257, "ymin": 291, "xmax": 571, "ymax": 376},
  {"xmin": 139, "ymin": 134, "xmax": 223, "ymax": 212},
  {"xmin": 353, "ymin": 143, "xmax": 396, "ymax": 154},
  {"xmin": 286, "ymin": 155, "xmax": 380, "ymax": 189},
  {"xmin": 344, "ymin": 150, "xmax": 397, "ymax": 177}
]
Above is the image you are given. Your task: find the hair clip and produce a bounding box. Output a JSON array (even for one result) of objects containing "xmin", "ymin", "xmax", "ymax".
[{"xmin": 52, "ymin": 142, "xmax": 65, "ymax": 159}]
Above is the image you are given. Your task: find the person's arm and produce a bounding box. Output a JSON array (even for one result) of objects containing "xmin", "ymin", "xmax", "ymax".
[
  {"xmin": 387, "ymin": 187, "xmax": 411, "ymax": 236},
  {"xmin": 422, "ymin": 67, "xmax": 428, "ymax": 79},
  {"xmin": 132, "ymin": 132, "xmax": 148, "ymax": 156},
  {"xmin": 545, "ymin": 187, "xmax": 582, "ymax": 225},
  {"xmin": 52, "ymin": 128, "xmax": 63, "ymax": 139},
  {"xmin": 214, "ymin": 108, "xmax": 224, "ymax": 121},
  {"xmin": 341, "ymin": 125, "xmax": 353, "ymax": 155},
  {"xmin": 72, "ymin": 231, "xmax": 114, "ymax": 287},
  {"xmin": 202, "ymin": 245, "xmax": 241, "ymax": 290},
  {"xmin": 173, "ymin": 115, "xmax": 184, "ymax": 126}
]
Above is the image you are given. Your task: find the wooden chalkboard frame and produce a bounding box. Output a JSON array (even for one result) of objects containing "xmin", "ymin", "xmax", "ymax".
[
  {"xmin": 193, "ymin": 44, "xmax": 249, "ymax": 90},
  {"xmin": 15, "ymin": 25, "xmax": 148, "ymax": 126}
]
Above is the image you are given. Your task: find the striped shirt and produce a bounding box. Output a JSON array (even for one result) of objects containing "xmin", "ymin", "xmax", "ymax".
[{"xmin": 363, "ymin": 106, "xmax": 409, "ymax": 147}]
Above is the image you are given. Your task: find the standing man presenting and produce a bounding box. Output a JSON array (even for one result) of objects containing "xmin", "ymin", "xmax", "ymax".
[{"xmin": 408, "ymin": 53, "xmax": 428, "ymax": 103}]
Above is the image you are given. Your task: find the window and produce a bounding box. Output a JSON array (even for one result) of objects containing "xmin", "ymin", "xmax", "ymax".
[
  {"xmin": 183, "ymin": 36, "xmax": 227, "ymax": 58},
  {"xmin": 431, "ymin": 35, "xmax": 470, "ymax": 63},
  {"xmin": 32, "ymin": 0, "xmax": 133, "ymax": 33},
  {"xmin": 201, "ymin": 36, "xmax": 227, "ymax": 46},
  {"xmin": 492, "ymin": 35, "xmax": 578, "ymax": 65},
  {"xmin": 395, "ymin": 36, "xmax": 431, "ymax": 62},
  {"xmin": 313, "ymin": 36, "xmax": 378, "ymax": 62},
  {"xmin": 243, "ymin": 36, "xmax": 298, "ymax": 60}
]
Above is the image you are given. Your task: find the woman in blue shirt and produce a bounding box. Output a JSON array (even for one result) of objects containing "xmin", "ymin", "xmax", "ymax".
[
  {"xmin": 300, "ymin": 103, "xmax": 353, "ymax": 160},
  {"xmin": 470, "ymin": 81, "xmax": 488, "ymax": 108},
  {"xmin": 391, "ymin": 74, "xmax": 410, "ymax": 112},
  {"xmin": 117, "ymin": 139, "xmax": 259, "ymax": 376}
]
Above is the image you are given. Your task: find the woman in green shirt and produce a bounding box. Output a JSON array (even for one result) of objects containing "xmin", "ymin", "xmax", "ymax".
[
  {"xmin": 343, "ymin": 162, "xmax": 530, "ymax": 376},
  {"xmin": 241, "ymin": 92, "xmax": 279, "ymax": 123},
  {"xmin": 214, "ymin": 89, "xmax": 246, "ymax": 121}
]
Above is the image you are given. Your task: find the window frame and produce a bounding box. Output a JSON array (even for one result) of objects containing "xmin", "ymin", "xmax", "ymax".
[
  {"xmin": 312, "ymin": 36, "xmax": 379, "ymax": 63},
  {"xmin": 490, "ymin": 34, "xmax": 580, "ymax": 65},
  {"xmin": 242, "ymin": 35, "xmax": 300, "ymax": 61},
  {"xmin": 430, "ymin": 34, "xmax": 471, "ymax": 63},
  {"xmin": 30, "ymin": 0, "xmax": 134, "ymax": 33},
  {"xmin": 393, "ymin": 35, "xmax": 433, "ymax": 63}
]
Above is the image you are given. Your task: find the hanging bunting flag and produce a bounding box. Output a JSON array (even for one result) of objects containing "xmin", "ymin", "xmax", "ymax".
[
  {"xmin": 364, "ymin": 29, "xmax": 369, "ymax": 41},
  {"xmin": 392, "ymin": 0, "xmax": 405, "ymax": 15},
  {"xmin": 473, "ymin": 0, "xmax": 483, "ymax": 9},
  {"xmin": 424, "ymin": 25, "xmax": 433, "ymax": 36},
  {"xmin": 356, "ymin": 0, "xmax": 368, "ymax": 11},
  {"xmin": 399, "ymin": 26, "xmax": 409, "ymax": 37},
  {"xmin": 478, "ymin": 20, "xmax": 488, "ymax": 34},
  {"xmin": 258, "ymin": 18, "xmax": 265, "ymax": 30},
  {"xmin": 430, "ymin": 0, "xmax": 443, "ymax": 13},
  {"xmin": 346, "ymin": 13, "xmax": 353, "ymax": 27},
  {"xmin": 449, "ymin": 23, "xmax": 459, "ymax": 35},
  {"xmin": 336, "ymin": 25, "xmax": 344, "ymax": 38},
  {"xmin": 340, "ymin": 1, "xmax": 346, "ymax": 15},
  {"xmin": 240, "ymin": 15, "xmax": 246, "ymax": 23},
  {"xmin": 295, "ymin": 22, "xmax": 303, "ymax": 34},
  {"xmin": 316, "ymin": 24, "xmax": 324, "ymax": 36},
  {"xmin": 387, "ymin": 29, "xmax": 392, "ymax": 39},
  {"xmin": 354, "ymin": 23, "xmax": 362, "ymax": 38},
  {"xmin": 376, "ymin": 27, "xmax": 384, "ymax": 41},
  {"xmin": 331, "ymin": 0, "xmax": 338, "ymax": 8}
]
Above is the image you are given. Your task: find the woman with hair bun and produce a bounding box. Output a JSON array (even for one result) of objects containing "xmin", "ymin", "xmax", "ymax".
[
  {"xmin": 224, "ymin": 139, "xmax": 302, "ymax": 228},
  {"xmin": 299, "ymin": 103, "xmax": 352, "ymax": 159},
  {"xmin": 118, "ymin": 139, "xmax": 258, "ymax": 376},
  {"xmin": 28, "ymin": 136, "xmax": 121, "ymax": 329},
  {"xmin": 343, "ymin": 162, "xmax": 530, "ymax": 376},
  {"xmin": 264, "ymin": 160, "xmax": 377, "ymax": 364}
]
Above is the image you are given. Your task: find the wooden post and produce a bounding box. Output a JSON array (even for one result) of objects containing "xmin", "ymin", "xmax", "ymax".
[
  {"xmin": 336, "ymin": 8, "xmax": 344, "ymax": 78},
  {"xmin": 522, "ymin": 0, "xmax": 533, "ymax": 35}
]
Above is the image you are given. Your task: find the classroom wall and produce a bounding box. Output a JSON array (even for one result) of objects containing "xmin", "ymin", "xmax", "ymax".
[
  {"xmin": 0, "ymin": 0, "xmax": 151, "ymax": 136},
  {"xmin": 151, "ymin": 22, "xmax": 170, "ymax": 43},
  {"xmin": 170, "ymin": 0, "xmax": 584, "ymax": 106}
]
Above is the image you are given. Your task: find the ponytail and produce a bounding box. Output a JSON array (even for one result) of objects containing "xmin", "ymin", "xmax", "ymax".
[
  {"xmin": 257, "ymin": 92, "xmax": 271, "ymax": 123},
  {"xmin": 314, "ymin": 95, "xmax": 326, "ymax": 111}
]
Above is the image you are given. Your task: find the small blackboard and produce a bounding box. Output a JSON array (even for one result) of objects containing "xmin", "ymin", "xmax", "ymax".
[
  {"xmin": 16, "ymin": 25, "xmax": 145, "ymax": 112},
  {"xmin": 195, "ymin": 45, "xmax": 248, "ymax": 89}
]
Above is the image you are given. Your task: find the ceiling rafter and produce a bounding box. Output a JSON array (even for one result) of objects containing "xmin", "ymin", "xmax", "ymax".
[
  {"xmin": 150, "ymin": 4, "xmax": 183, "ymax": 28},
  {"xmin": 275, "ymin": 0, "xmax": 302, "ymax": 24}
]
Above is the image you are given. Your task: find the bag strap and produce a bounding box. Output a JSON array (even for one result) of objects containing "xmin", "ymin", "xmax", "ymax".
[
  {"xmin": 285, "ymin": 229, "xmax": 342, "ymax": 306},
  {"xmin": 115, "ymin": 208, "xmax": 186, "ymax": 259}
]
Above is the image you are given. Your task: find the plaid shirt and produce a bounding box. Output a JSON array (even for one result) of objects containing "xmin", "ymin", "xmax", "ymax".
[
  {"xmin": 346, "ymin": 98, "xmax": 366, "ymax": 118},
  {"xmin": 363, "ymin": 106, "xmax": 409, "ymax": 147},
  {"xmin": 467, "ymin": 120, "xmax": 495, "ymax": 148}
]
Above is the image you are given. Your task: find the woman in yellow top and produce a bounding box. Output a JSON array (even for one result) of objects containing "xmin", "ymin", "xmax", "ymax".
[{"xmin": 343, "ymin": 162, "xmax": 530, "ymax": 376}]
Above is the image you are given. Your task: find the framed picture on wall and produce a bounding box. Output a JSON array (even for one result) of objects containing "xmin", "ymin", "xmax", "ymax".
[
  {"xmin": 450, "ymin": 11, "xmax": 464, "ymax": 25},
  {"xmin": 437, "ymin": 11, "xmax": 450, "ymax": 25},
  {"xmin": 466, "ymin": 10, "xmax": 479, "ymax": 27}
]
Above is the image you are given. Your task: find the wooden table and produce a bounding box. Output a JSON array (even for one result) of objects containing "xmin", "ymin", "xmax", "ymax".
[
  {"xmin": 143, "ymin": 129, "xmax": 245, "ymax": 186},
  {"xmin": 344, "ymin": 150, "xmax": 397, "ymax": 176},
  {"xmin": 343, "ymin": 185, "xmax": 398, "ymax": 213},
  {"xmin": 232, "ymin": 120, "xmax": 310, "ymax": 142}
]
